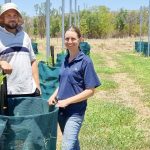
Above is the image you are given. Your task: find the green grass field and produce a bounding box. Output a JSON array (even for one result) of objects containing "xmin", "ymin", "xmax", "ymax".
[{"xmin": 79, "ymin": 51, "xmax": 150, "ymax": 150}]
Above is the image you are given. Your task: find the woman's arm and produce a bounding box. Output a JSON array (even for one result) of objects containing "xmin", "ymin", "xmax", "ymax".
[{"xmin": 56, "ymin": 88, "xmax": 95, "ymax": 108}]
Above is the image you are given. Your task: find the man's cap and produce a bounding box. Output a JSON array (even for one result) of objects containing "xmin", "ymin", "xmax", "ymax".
[{"xmin": 0, "ymin": 3, "xmax": 23, "ymax": 26}]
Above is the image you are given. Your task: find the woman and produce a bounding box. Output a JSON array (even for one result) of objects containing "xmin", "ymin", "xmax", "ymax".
[{"xmin": 48, "ymin": 26, "xmax": 101, "ymax": 150}]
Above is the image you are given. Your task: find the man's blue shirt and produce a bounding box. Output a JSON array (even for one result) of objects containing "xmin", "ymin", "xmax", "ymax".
[{"xmin": 57, "ymin": 51, "xmax": 101, "ymax": 116}]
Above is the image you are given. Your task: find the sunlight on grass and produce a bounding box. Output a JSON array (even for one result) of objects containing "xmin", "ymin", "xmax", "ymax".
[
  {"xmin": 114, "ymin": 52, "xmax": 150, "ymax": 104},
  {"xmin": 36, "ymin": 52, "xmax": 46, "ymax": 62},
  {"xmin": 98, "ymin": 79, "xmax": 118, "ymax": 91},
  {"xmin": 91, "ymin": 53, "xmax": 105, "ymax": 66},
  {"xmin": 99, "ymin": 67, "xmax": 120, "ymax": 74},
  {"xmin": 80, "ymin": 99, "xmax": 147, "ymax": 150}
]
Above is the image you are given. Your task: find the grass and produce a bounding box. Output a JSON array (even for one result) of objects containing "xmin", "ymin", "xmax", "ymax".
[
  {"xmin": 0, "ymin": 72, "xmax": 5, "ymax": 85},
  {"xmin": 80, "ymin": 98, "xmax": 145, "ymax": 150},
  {"xmin": 99, "ymin": 67, "xmax": 120, "ymax": 74},
  {"xmin": 114, "ymin": 52, "xmax": 150, "ymax": 105},
  {"xmin": 36, "ymin": 51, "xmax": 46, "ymax": 62},
  {"xmin": 98, "ymin": 79, "xmax": 118, "ymax": 91},
  {"xmin": 79, "ymin": 51, "xmax": 150, "ymax": 150}
]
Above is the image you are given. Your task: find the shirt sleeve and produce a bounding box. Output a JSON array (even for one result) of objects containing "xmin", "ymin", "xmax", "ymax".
[
  {"xmin": 25, "ymin": 33, "xmax": 36, "ymax": 62},
  {"xmin": 83, "ymin": 58, "xmax": 101, "ymax": 89}
]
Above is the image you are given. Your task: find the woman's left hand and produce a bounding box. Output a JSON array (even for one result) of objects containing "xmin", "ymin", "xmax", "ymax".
[{"xmin": 56, "ymin": 100, "xmax": 70, "ymax": 108}]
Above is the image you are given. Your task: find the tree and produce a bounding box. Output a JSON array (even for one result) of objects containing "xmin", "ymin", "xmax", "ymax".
[
  {"xmin": 34, "ymin": 2, "xmax": 47, "ymax": 38},
  {"xmin": 114, "ymin": 8, "xmax": 128, "ymax": 36},
  {"xmin": 33, "ymin": 17, "xmax": 38, "ymax": 40}
]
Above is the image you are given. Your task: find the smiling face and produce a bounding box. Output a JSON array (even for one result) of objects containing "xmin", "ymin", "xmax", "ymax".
[
  {"xmin": 65, "ymin": 30, "xmax": 80, "ymax": 51},
  {"xmin": 3, "ymin": 9, "xmax": 19, "ymax": 30}
]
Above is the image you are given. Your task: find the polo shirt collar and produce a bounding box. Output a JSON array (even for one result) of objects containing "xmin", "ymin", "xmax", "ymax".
[{"xmin": 65, "ymin": 50, "xmax": 84, "ymax": 63}]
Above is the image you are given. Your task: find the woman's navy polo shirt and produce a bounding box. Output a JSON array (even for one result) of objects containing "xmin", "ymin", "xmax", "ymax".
[{"xmin": 57, "ymin": 51, "xmax": 101, "ymax": 116}]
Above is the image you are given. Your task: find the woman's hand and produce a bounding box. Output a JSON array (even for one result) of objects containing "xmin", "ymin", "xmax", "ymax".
[
  {"xmin": 56, "ymin": 100, "xmax": 70, "ymax": 108},
  {"xmin": 48, "ymin": 96, "xmax": 57, "ymax": 105}
]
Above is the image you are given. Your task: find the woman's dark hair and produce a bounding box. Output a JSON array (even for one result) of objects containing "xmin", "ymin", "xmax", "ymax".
[{"xmin": 66, "ymin": 26, "xmax": 81, "ymax": 38}]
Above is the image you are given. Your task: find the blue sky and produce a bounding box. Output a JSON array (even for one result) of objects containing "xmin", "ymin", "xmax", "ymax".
[{"xmin": 0, "ymin": 0, "xmax": 149, "ymax": 16}]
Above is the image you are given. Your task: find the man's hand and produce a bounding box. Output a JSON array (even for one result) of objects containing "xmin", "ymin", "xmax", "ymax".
[
  {"xmin": 0, "ymin": 61, "xmax": 12, "ymax": 74},
  {"xmin": 36, "ymin": 85, "xmax": 41, "ymax": 95}
]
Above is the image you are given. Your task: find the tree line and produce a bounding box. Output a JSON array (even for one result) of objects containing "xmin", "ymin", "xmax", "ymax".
[{"xmin": 1, "ymin": 3, "xmax": 149, "ymax": 39}]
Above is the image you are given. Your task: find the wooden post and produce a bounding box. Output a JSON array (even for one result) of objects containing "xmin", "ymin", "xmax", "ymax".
[{"xmin": 50, "ymin": 46, "xmax": 55, "ymax": 67}]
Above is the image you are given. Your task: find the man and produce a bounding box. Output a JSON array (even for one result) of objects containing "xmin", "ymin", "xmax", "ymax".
[{"xmin": 0, "ymin": 3, "xmax": 41, "ymax": 114}]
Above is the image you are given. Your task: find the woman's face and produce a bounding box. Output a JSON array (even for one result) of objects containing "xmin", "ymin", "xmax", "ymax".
[{"xmin": 65, "ymin": 30, "xmax": 80, "ymax": 51}]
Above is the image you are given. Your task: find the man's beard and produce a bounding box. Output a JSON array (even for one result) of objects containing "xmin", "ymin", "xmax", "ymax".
[{"xmin": 4, "ymin": 22, "xmax": 18, "ymax": 29}]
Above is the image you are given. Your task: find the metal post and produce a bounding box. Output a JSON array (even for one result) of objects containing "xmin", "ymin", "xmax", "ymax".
[
  {"xmin": 148, "ymin": 0, "xmax": 150, "ymax": 57},
  {"xmin": 77, "ymin": 5, "xmax": 80, "ymax": 28},
  {"xmin": 62, "ymin": 0, "xmax": 65, "ymax": 50},
  {"xmin": 74, "ymin": 0, "xmax": 77, "ymax": 26},
  {"xmin": 46, "ymin": 0, "xmax": 50, "ymax": 60},
  {"xmin": 140, "ymin": 6, "xmax": 143, "ymax": 53},
  {"xmin": 69, "ymin": 0, "xmax": 72, "ymax": 26},
  {"xmin": 5, "ymin": 0, "xmax": 11, "ymax": 3}
]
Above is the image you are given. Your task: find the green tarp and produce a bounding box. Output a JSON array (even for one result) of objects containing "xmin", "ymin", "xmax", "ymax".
[
  {"xmin": 80, "ymin": 42, "xmax": 91, "ymax": 55},
  {"xmin": 135, "ymin": 41, "xmax": 150, "ymax": 56},
  {"xmin": 38, "ymin": 61, "xmax": 60, "ymax": 100},
  {"xmin": 32, "ymin": 42, "xmax": 38, "ymax": 54},
  {"xmin": 0, "ymin": 97, "xmax": 58, "ymax": 150},
  {"xmin": 55, "ymin": 53, "xmax": 66, "ymax": 67},
  {"xmin": 135, "ymin": 41, "xmax": 144, "ymax": 52}
]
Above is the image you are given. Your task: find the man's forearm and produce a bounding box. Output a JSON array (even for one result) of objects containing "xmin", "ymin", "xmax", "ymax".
[{"xmin": 31, "ymin": 60, "xmax": 40, "ymax": 89}]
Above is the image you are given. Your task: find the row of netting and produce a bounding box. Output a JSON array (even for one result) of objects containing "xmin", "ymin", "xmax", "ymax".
[
  {"xmin": 134, "ymin": 41, "xmax": 150, "ymax": 56},
  {"xmin": 32, "ymin": 41, "xmax": 91, "ymax": 56}
]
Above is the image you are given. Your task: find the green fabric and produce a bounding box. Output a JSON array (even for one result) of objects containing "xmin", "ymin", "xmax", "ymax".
[
  {"xmin": 134, "ymin": 41, "xmax": 144, "ymax": 52},
  {"xmin": 143, "ymin": 42, "xmax": 150, "ymax": 56},
  {"xmin": 55, "ymin": 53, "xmax": 66, "ymax": 67},
  {"xmin": 38, "ymin": 61, "xmax": 60, "ymax": 100},
  {"xmin": 32, "ymin": 42, "xmax": 38, "ymax": 54},
  {"xmin": 0, "ymin": 97, "xmax": 58, "ymax": 150},
  {"xmin": 80, "ymin": 42, "xmax": 91, "ymax": 55},
  {"xmin": 135, "ymin": 41, "xmax": 150, "ymax": 56}
]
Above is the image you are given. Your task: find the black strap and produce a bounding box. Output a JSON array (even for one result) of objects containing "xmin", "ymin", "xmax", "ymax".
[
  {"xmin": 7, "ymin": 88, "xmax": 41, "ymax": 98},
  {"xmin": 0, "ymin": 72, "xmax": 8, "ymax": 115}
]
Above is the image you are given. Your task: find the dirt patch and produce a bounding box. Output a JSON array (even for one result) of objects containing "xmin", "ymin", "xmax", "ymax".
[
  {"xmin": 91, "ymin": 38, "xmax": 150, "ymax": 119},
  {"xmin": 92, "ymin": 38, "xmax": 150, "ymax": 140}
]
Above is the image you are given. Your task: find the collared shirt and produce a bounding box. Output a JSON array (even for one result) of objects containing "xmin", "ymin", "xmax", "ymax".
[
  {"xmin": 57, "ymin": 50, "xmax": 101, "ymax": 116},
  {"xmin": 0, "ymin": 26, "xmax": 36, "ymax": 95}
]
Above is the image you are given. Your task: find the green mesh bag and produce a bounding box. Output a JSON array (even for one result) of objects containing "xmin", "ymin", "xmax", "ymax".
[
  {"xmin": 38, "ymin": 61, "xmax": 60, "ymax": 100},
  {"xmin": 134, "ymin": 41, "xmax": 144, "ymax": 52},
  {"xmin": 80, "ymin": 42, "xmax": 91, "ymax": 55},
  {"xmin": 32, "ymin": 42, "xmax": 38, "ymax": 54},
  {"xmin": 0, "ymin": 97, "xmax": 58, "ymax": 150},
  {"xmin": 55, "ymin": 53, "xmax": 66, "ymax": 67}
]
